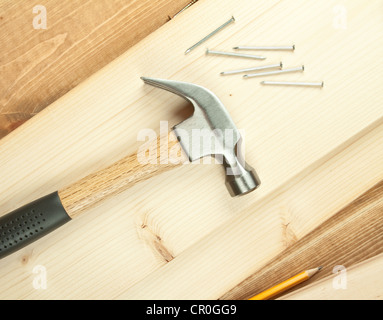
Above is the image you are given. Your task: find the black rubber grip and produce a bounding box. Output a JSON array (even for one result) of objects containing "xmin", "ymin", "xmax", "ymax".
[{"xmin": 0, "ymin": 192, "xmax": 71, "ymax": 259}]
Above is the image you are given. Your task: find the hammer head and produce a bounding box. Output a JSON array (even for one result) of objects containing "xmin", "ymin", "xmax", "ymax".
[{"xmin": 141, "ymin": 77, "xmax": 261, "ymax": 197}]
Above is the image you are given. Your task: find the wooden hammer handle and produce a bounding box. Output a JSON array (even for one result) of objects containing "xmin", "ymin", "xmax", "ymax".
[{"xmin": 59, "ymin": 131, "xmax": 185, "ymax": 219}]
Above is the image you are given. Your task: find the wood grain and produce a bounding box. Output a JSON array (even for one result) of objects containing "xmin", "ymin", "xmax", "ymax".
[
  {"xmin": 0, "ymin": 0, "xmax": 382, "ymax": 299},
  {"xmin": 59, "ymin": 132, "xmax": 185, "ymax": 218},
  {"xmin": 0, "ymin": 0, "xmax": 193, "ymax": 139},
  {"xmin": 221, "ymin": 180, "xmax": 383, "ymax": 300},
  {"xmin": 279, "ymin": 253, "xmax": 383, "ymax": 300}
]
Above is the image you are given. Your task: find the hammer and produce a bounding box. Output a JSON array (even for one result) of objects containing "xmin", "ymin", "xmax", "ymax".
[{"xmin": 0, "ymin": 78, "xmax": 260, "ymax": 260}]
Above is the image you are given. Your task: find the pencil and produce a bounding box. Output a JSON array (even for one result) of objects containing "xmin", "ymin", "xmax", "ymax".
[{"xmin": 249, "ymin": 267, "xmax": 322, "ymax": 300}]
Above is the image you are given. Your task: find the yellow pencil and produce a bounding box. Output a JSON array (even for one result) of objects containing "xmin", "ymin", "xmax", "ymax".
[{"xmin": 249, "ymin": 267, "xmax": 322, "ymax": 300}]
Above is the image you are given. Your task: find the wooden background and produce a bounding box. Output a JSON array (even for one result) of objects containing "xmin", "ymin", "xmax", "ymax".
[{"xmin": 0, "ymin": 0, "xmax": 383, "ymax": 300}]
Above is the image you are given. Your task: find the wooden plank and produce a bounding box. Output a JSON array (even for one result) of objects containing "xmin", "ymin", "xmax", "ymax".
[
  {"xmin": 279, "ymin": 253, "xmax": 383, "ymax": 300},
  {"xmin": 0, "ymin": 0, "xmax": 382, "ymax": 299},
  {"xmin": 221, "ymin": 180, "xmax": 383, "ymax": 300},
  {"xmin": 0, "ymin": 0, "xmax": 193, "ymax": 139}
]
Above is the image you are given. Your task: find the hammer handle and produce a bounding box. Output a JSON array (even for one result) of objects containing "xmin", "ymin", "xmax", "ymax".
[
  {"xmin": 0, "ymin": 132, "xmax": 184, "ymax": 259},
  {"xmin": 59, "ymin": 132, "xmax": 183, "ymax": 218}
]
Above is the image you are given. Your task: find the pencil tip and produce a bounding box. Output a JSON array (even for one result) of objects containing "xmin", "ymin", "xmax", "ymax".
[{"xmin": 318, "ymin": 266, "xmax": 323, "ymax": 270}]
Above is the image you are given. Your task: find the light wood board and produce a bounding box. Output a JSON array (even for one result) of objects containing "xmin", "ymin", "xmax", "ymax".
[
  {"xmin": 0, "ymin": 0, "xmax": 383, "ymax": 299},
  {"xmin": 279, "ymin": 253, "xmax": 383, "ymax": 300}
]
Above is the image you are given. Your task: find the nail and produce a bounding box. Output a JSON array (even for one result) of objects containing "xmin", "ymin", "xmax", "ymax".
[
  {"xmin": 243, "ymin": 66, "xmax": 304, "ymax": 78},
  {"xmin": 185, "ymin": 16, "xmax": 235, "ymax": 54},
  {"xmin": 206, "ymin": 49, "xmax": 267, "ymax": 60},
  {"xmin": 261, "ymin": 81, "xmax": 324, "ymax": 88},
  {"xmin": 234, "ymin": 45, "xmax": 295, "ymax": 51},
  {"xmin": 220, "ymin": 62, "xmax": 283, "ymax": 75}
]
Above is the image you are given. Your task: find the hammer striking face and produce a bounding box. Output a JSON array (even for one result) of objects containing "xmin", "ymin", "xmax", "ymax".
[
  {"xmin": 0, "ymin": 78, "xmax": 261, "ymax": 260},
  {"xmin": 141, "ymin": 77, "xmax": 261, "ymax": 197}
]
